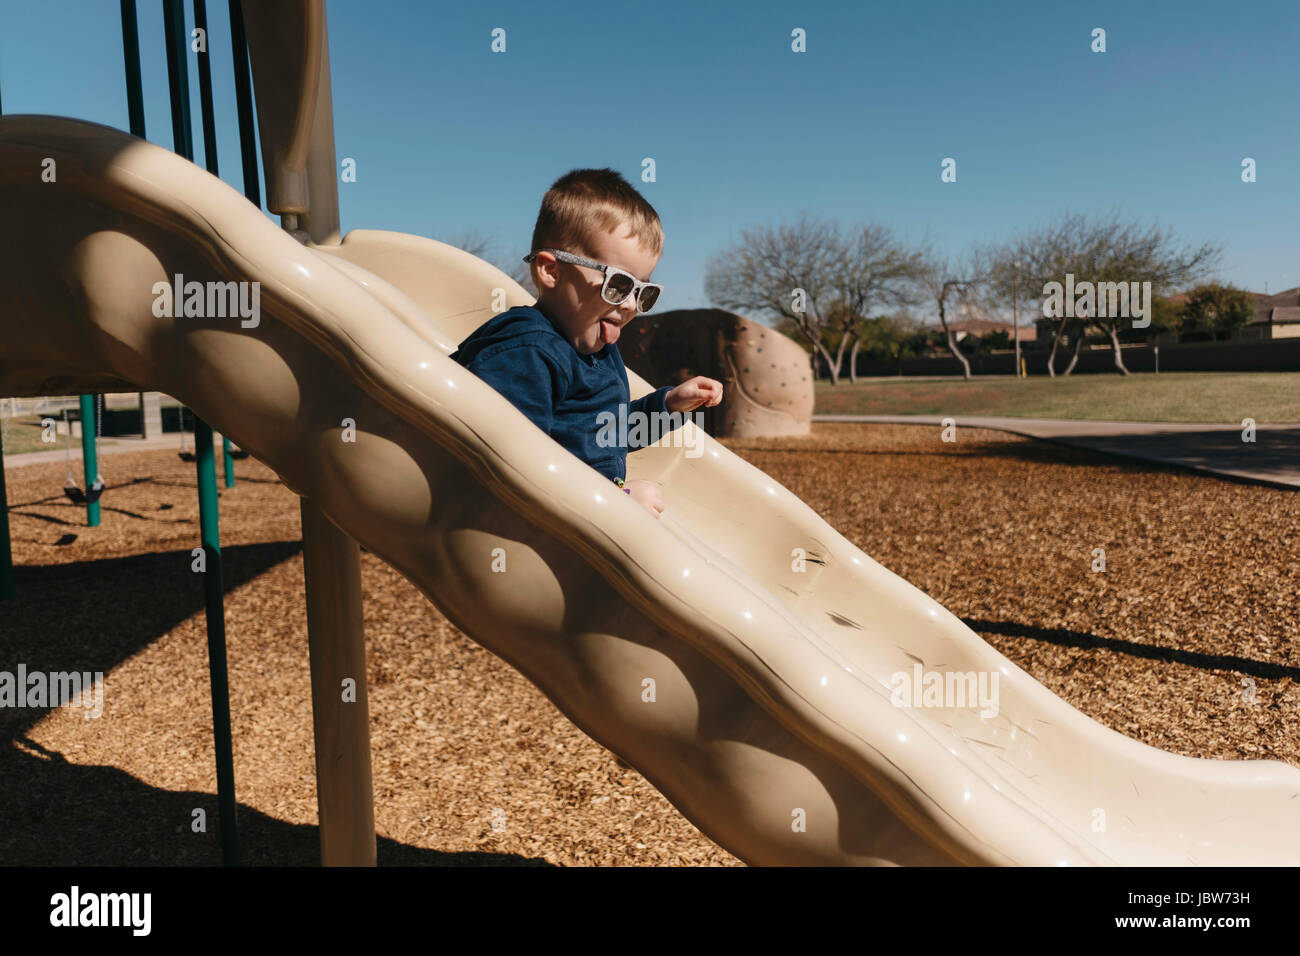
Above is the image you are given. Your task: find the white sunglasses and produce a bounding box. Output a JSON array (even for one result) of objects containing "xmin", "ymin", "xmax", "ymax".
[{"xmin": 523, "ymin": 248, "xmax": 663, "ymax": 313}]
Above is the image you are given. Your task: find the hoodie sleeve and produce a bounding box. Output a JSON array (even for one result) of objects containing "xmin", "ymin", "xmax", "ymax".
[
  {"xmin": 630, "ymin": 384, "xmax": 672, "ymax": 419},
  {"xmin": 627, "ymin": 384, "xmax": 683, "ymax": 449},
  {"xmin": 466, "ymin": 343, "xmax": 570, "ymax": 436}
]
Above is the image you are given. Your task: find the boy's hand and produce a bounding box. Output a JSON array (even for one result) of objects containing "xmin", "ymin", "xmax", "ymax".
[
  {"xmin": 666, "ymin": 377, "xmax": 723, "ymax": 414},
  {"xmin": 623, "ymin": 478, "xmax": 663, "ymax": 519}
]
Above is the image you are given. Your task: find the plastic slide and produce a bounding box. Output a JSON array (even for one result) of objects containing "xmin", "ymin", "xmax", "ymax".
[{"xmin": 4, "ymin": 116, "xmax": 1298, "ymax": 866}]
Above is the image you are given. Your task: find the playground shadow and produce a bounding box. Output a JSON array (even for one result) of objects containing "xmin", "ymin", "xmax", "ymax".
[
  {"xmin": 795, "ymin": 423, "xmax": 1300, "ymax": 489},
  {"xmin": 965, "ymin": 617, "xmax": 1300, "ymax": 682},
  {"xmin": 0, "ymin": 740, "xmax": 550, "ymax": 865},
  {"xmin": 1037, "ymin": 427, "xmax": 1300, "ymax": 488},
  {"xmin": 746, "ymin": 437, "xmax": 1188, "ymax": 478},
  {"xmin": 958, "ymin": 427, "xmax": 1300, "ymax": 489},
  {"xmin": 0, "ymin": 542, "xmax": 308, "ymax": 734},
  {"xmin": 0, "ymin": 541, "xmax": 553, "ymax": 866},
  {"xmin": 952, "ymin": 437, "xmax": 1197, "ymax": 478},
  {"xmin": 5, "ymin": 474, "xmax": 281, "ymax": 528}
]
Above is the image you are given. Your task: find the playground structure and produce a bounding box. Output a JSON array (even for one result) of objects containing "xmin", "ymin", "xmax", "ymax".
[
  {"xmin": 4, "ymin": 2, "xmax": 1300, "ymax": 867},
  {"xmin": 621, "ymin": 309, "xmax": 814, "ymax": 438}
]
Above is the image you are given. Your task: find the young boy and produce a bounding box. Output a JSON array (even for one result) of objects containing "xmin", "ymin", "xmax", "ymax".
[{"xmin": 450, "ymin": 168, "xmax": 723, "ymax": 519}]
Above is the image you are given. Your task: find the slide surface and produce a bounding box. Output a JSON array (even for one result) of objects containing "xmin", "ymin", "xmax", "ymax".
[{"xmin": 4, "ymin": 116, "xmax": 1298, "ymax": 865}]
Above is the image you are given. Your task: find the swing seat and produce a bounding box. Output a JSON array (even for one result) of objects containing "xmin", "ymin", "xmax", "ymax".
[
  {"xmin": 229, "ymin": 447, "xmax": 250, "ymax": 459},
  {"xmin": 84, "ymin": 479, "xmax": 105, "ymax": 504},
  {"xmin": 65, "ymin": 479, "xmax": 105, "ymax": 505},
  {"xmin": 178, "ymin": 451, "xmax": 195, "ymax": 462}
]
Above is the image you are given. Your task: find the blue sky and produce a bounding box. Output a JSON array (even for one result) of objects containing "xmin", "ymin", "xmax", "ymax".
[{"xmin": 1, "ymin": 0, "xmax": 1296, "ymax": 315}]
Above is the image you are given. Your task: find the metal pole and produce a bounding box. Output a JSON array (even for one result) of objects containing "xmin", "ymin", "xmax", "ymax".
[
  {"xmin": 75, "ymin": 394, "xmax": 98, "ymax": 526},
  {"xmin": 1013, "ymin": 261, "xmax": 1021, "ymax": 378},
  {"xmin": 0, "ymin": 426, "xmax": 13, "ymax": 601},
  {"xmin": 120, "ymin": 0, "xmax": 147, "ymax": 137},
  {"xmin": 192, "ymin": 0, "xmax": 218, "ymax": 174},
  {"xmin": 0, "ymin": 64, "xmax": 12, "ymax": 600},
  {"xmin": 123, "ymin": 1, "xmax": 155, "ymax": 455},
  {"xmin": 162, "ymin": 0, "xmax": 193, "ymax": 158},
  {"xmin": 226, "ymin": 0, "xmax": 262, "ymax": 497},
  {"xmin": 227, "ymin": 0, "xmax": 262, "ymax": 210},
  {"xmin": 163, "ymin": 0, "xmax": 239, "ymax": 866},
  {"xmin": 78, "ymin": 394, "xmax": 101, "ymax": 527},
  {"xmin": 192, "ymin": 0, "xmax": 237, "ymax": 491},
  {"xmin": 195, "ymin": 417, "xmax": 238, "ymax": 865}
]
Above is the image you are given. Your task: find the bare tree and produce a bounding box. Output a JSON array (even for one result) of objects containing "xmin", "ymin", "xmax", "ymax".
[
  {"xmin": 831, "ymin": 224, "xmax": 928, "ymax": 382},
  {"xmin": 980, "ymin": 211, "xmax": 1220, "ymax": 376},
  {"xmin": 978, "ymin": 213, "xmax": 1094, "ymax": 377},
  {"xmin": 1089, "ymin": 218, "xmax": 1219, "ymax": 374},
  {"xmin": 705, "ymin": 216, "xmax": 925, "ymax": 384},
  {"xmin": 917, "ymin": 255, "xmax": 982, "ymax": 380},
  {"xmin": 705, "ymin": 214, "xmax": 848, "ymax": 382},
  {"xmin": 439, "ymin": 227, "xmax": 494, "ymax": 259},
  {"xmin": 498, "ymin": 254, "xmax": 536, "ymax": 292}
]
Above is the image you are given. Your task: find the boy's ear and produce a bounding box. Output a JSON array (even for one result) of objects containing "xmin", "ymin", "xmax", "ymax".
[{"xmin": 531, "ymin": 253, "xmax": 560, "ymax": 291}]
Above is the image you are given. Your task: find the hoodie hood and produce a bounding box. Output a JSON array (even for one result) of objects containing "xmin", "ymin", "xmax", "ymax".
[
  {"xmin": 449, "ymin": 307, "xmax": 561, "ymax": 367},
  {"xmin": 451, "ymin": 305, "xmax": 614, "ymax": 367}
]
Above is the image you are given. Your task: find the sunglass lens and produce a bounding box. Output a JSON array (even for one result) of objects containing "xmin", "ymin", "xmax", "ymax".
[
  {"xmin": 604, "ymin": 273, "xmax": 634, "ymax": 304},
  {"xmin": 637, "ymin": 285, "xmax": 661, "ymax": 312}
]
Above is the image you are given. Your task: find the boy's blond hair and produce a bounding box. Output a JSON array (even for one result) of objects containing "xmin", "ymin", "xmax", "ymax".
[{"xmin": 529, "ymin": 169, "xmax": 663, "ymax": 269}]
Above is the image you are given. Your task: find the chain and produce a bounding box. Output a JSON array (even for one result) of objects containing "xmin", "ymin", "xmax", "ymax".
[
  {"xmin": 95, "ymin": 394, "xmax": 105, "ymax": 485},
  {"xmin": 64, "ymin": 408, "xmax": 74, "ymax": 483}
]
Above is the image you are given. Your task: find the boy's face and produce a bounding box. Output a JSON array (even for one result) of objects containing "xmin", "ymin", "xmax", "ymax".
[{"xmin": 533, "ymin": 225, "xmax": 661, "ymax": 356}]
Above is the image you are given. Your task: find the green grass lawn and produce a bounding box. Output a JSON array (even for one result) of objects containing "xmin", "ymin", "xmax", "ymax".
[
  {"xmin": 1, "ymin": 402, "xmax": 188, "ymax": 457},
  {"xmin": 1, "ymin": 416, "xmax": 70, "ymax": 456},
  {"xmin": 813, "ymin": 371, "xmax": 1300, "ymax": 423}
]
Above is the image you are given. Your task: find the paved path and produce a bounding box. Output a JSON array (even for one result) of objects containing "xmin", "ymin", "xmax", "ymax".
[{"xmin": 814, "ymin": 414, "xmax": 1300, "ymax": 490}]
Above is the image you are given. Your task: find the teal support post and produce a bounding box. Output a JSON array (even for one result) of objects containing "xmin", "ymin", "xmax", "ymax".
[
  {"xmin": 120, "ymin": 0, "xmax": 146, "ymax": 138},
  {"xmin": 79, "ymin": 394, "xmax": 100, "ymax": 527},
  {"xmin": 0, "ymin": 438, "xmax": 13, "ymax": 601},
  {"xmin": 222, "ymin": 437, "xmax": 235, "ymax": 487},
  {"xmin": 195, "ymin": 417, "xmax": 238, "ymax": 865},
  {"xmin": 163, "ymin": 0, "xmax": 239, "ymax": 865},
  {"xmin": 193, "ymin": 0, "xmax": 236, "ymax": 493},
  {"xmin": 0, "ymin": 46, "xmax": 11, "ymax": 597}
]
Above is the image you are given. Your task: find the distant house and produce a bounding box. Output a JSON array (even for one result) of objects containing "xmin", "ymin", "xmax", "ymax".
[
  {"xmin": 931, "ymin": 301, "xmax": 1037, "ymax": 344},
  {"xmin": 1156, "ymin": 285, "xmax": 1299, "ymax": 342},
  {"xmin": 1249, "ymin": 287, "xmax": 1300, "ymax": 339}
]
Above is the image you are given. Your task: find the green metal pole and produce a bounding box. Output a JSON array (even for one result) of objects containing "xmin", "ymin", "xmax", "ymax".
[
  {"xmin": 0, "ymin": 67, "xmax": 12, "ymax": 599},
  {"xmin": 79, "ymin": 394, "xmax": 100, "ymax": 527},
  {"xmin": 120, "ymin": 0, "xmax": 147, "ymax": 137},
  {"xmin": 164, "ymin": 0, "xmax": 239, "ymax": 865},
  {"xmin": 0, "ymin": 436, "xmax": 13, "ymax": 601},
  {"xmin": 162, "ymin": 0, "xmax": 193, "ymax": 158},
  {"xmin": 195, "ymin": 417, "xmax": 238, "ymax": 865},
  {"xmin": 227, "ymin": 0, "xmax": 261, "ymax": 210},
  {"xmin": 193, "ymin": 0, "xmax": 236, "ymax": 490}
]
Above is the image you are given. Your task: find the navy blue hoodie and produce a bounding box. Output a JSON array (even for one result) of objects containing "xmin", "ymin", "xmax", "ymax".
[{"xmin": 449, "ymin": 306, "xmax": 679, "ymax": 483}]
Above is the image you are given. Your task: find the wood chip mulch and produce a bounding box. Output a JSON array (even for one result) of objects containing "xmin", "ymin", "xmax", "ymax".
[{"xmin": 1, "ymin": 423, "xmax": 1294, "ymax": 865}]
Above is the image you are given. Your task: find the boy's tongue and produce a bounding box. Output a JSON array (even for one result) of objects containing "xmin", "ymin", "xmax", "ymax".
[{"xmin": 599, "ymin": 318, "xmax": 620, "ymax": 345}]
